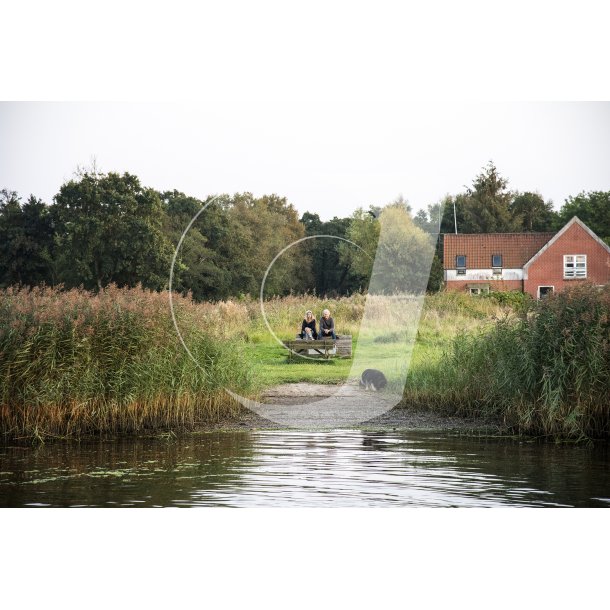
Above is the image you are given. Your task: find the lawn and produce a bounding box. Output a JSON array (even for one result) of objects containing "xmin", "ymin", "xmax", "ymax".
[{"xmin": 240, "ymin": 291, "xmax": 508, "ymax": 392}]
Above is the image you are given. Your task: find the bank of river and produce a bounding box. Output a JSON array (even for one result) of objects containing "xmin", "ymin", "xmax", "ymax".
[{"xmin": 214, "ymin": 382, "xmax": 504, "ymax": 434}]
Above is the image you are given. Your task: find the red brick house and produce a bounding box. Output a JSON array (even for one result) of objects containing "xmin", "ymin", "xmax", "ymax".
[{"xmin": 443, "ymin": 216, "xmax": 610, "ymax": 298}]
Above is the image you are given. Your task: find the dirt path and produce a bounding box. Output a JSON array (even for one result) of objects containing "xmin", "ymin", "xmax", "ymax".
[{"xmin": 218, "ymin": 382, "xmax": 504, "ymax": 434}]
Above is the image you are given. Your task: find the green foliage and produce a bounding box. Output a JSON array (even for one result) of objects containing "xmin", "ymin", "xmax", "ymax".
[
  {"xmin": 53, "ymin": 169, "xmax": 173, "ymax": 291},
  {"xmin": 337, "ymin": 207, "xmax": 380, "ymax": 291},
  {"xmin": 224, "ymin": 193, "xmax": 310, "ymax": 298},
  {"xmin": 510, "ymin": 191, "xmax": 559, "ymax": 232},
  {"xmin": 0, "ymin": 190, "xmax": 55, "ymax": 287},
  {"xmin": 458, "ymin": 161, "xmax": 520, "ymax": 233},
  {"xmin": 426, "ymin": 254, "xmax": 444, "ymax": 293},
  {"xmin": 161, "ymin": 190, "xmax": 233, "ymax": 300},
  {"xmin": 301, "ymin": 212, "xmax": 353, "ymax": 295},
  {"xmin": 1, "ymin": 164, "xmax": 608, "ymax": 303},
  {"xmin": 416, "ymin": 167, "xmax": 560, "ymax": 237},
  {"xmin": 405, "ymin": 285, "xmax": 610, "ymax": 439},
  {"xmin": 337, "ymin": 199, "xmax": 436, "ymax": 294},
  {"xmin": 558, "ymin": 191, "xmax": 610, "ymax": 242},
  {"xmin": 368, "ymin": 205, "xmax": 435, "ymax": 294},
  {"xmin": 485, "ymin": 290, "xmax": 532, "ymax": 310}
]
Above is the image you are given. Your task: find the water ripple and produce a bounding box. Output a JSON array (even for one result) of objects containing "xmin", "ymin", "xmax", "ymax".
[{"xmin": 0, "ymin": 430, "xmax": 608, "ymax": 507}]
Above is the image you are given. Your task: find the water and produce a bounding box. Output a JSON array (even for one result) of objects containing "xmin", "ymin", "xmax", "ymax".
[{"xmin": 1, "ymin": 430, "xmax": 609, "ymax": 507}]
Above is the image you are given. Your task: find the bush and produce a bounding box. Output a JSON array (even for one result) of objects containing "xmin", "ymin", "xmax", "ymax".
[{"xmin": 485, "ymin": 290, "xmax": 533, "ymax": 311}]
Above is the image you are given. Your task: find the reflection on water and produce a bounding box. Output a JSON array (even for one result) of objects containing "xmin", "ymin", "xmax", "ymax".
[{"xmin": 1, "ymin": 431, "xmax": 609, "ymax": 507}]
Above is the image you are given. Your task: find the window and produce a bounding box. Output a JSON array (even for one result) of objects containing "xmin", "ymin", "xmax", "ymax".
[
  {"xmin": 564, "ymin": 255, "xmax": 587, "ymax": 279},
  {"xmin": 538, "ymin": 286, "xmax": 554, "ymax": 299},
  {"xmin": 456, "ymin": 255, "xmax": 466, "ymax": 275},
  {"xmin": 492, "ymin": 254, "xmax": 503, "ymax": 268},
  {"xmin": 468, "ymin": 284, "xmax": 489, "ymax": 296}
]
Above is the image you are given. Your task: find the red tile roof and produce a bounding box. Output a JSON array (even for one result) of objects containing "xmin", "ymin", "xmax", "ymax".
[{"xmin": 443, "ymin": 232, "xmax": 555, "ymax": 269}]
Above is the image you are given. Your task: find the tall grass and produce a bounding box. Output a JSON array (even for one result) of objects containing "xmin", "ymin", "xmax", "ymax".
[
  {"xmin": 3, "ymin": 284, "xmax": 605, "ymax": 441},
  {"xmin": 404, "ymin": 285, "xmax": 610, "ymax": 439},
  {"xmin": 0, "ymin": 285, "xmax": 254, "ymax": 442}
]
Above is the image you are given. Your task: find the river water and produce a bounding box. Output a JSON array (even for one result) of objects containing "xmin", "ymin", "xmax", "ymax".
[{"xmin": 1, "ymin": 430, "xmax": 609, "ymax": 507}]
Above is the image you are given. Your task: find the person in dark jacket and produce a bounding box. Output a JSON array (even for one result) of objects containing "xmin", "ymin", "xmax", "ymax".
[
  {"xmin": 319, "ymin": 308, "xmax": 336, "ymax": 340},
  {"xmin": 300, "ymin": 310, "xmax": 317, "ymax": 340}
]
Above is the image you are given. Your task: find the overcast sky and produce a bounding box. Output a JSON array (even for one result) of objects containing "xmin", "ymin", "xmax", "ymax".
[{"xmin": 1, "ymin": 102, "xmax": 608, "ymax": 221}]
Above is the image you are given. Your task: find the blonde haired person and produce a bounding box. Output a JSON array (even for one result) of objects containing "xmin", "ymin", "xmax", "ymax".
[{"xmin": 300, "ymin": 310, "xmax": 318, "ymax": 340}]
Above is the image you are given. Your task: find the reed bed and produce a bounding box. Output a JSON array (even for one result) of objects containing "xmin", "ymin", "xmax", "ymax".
[
  {"xmin": 0, "ymin": 285, "xmax": 254, "ymax": 442},
  {"xmin": 403, "ymin": 285, "xmax": 610, "ymax": 439}
]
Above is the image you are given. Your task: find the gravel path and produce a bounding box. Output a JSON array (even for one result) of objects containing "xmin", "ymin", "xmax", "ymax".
[{"xmin": 211, "ymin": 382, "xmax": 505, "ymax": 434}]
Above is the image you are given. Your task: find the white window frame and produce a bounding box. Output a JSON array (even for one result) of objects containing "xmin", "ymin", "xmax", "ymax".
[
  {"xmin": 537, "ymin": 285, "xmax": 554, "ymax": 299},
  {"xmin": 469, "ymin": 286, "xmax": 489, "ymax": 296},
  {"xmin": 563, "ymin": 254, "xmax": 587, "ymax": 279}
]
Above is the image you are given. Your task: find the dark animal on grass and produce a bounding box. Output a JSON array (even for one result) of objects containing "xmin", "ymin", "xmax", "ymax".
[{"xmin": 359, "ymin": 369, "xmax": 388, "ymax": 391}]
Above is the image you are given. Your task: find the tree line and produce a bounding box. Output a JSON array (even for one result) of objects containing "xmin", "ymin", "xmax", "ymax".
[{"xmin": 1, "ymin": 162, "xmax": 608, "ymax": 299}]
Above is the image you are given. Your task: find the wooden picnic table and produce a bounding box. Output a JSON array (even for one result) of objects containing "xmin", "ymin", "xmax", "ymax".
[{"xmin": 285, "ymin": 335, "xmax": 352, "ymax": 360}]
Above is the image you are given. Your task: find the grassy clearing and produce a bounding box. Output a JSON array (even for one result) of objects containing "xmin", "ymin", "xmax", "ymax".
[{"xmin": 240, "ymin": 291, "xmax": 508, "ymax": 388}]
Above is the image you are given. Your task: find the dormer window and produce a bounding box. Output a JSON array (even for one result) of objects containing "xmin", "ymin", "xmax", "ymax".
[
  {"xmin": 456, "ymin": 255, "xmax": 466, "ymax": 275},
  {"xmin": 492, "ymin": 254, "xmax": 502, "ymax": 275}
]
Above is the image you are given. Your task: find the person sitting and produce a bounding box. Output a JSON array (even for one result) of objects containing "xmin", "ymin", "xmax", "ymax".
[
  {"xmin": 319, "ymin": 308, "xmax": 336, "ymax": 340},
  {"xmin": 300, "ymin": 310, "xmax": 318, "ymax": 340}
]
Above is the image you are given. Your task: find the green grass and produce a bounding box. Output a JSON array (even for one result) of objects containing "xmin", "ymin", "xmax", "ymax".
[
  {"xmin": 243, "ymin": 336, "xmax": 414, "ymax": 388},
  {"xmin": 244, "ymin": 343, "xmax": 352, "ymax": 386},
  {"xmin": 240, "ymin": 291, "xmax": 503, "ymax": 391}
]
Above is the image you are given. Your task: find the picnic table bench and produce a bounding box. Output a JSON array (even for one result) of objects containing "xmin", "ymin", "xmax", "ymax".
[{"xmin": 285, "ymin": 335, "xmax": 352, "ymax": 360}]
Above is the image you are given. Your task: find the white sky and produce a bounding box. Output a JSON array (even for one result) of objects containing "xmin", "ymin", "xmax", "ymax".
[{"xmin": 1, "ymin": 102, "xmax": 609, "ymax": 221}]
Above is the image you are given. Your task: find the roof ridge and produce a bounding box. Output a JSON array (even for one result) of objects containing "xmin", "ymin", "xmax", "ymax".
[{"xmin": 443, "ymin": 232, "xmax": 556, "ymax": 237}]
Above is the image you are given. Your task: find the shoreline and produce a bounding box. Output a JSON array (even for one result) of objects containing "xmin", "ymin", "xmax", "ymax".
[
  {"xmin": 155, "ymin": 381, "xmax": 508, "ymax": 436},
  {"xmin": 0, "ymin": 382, "xmax": 508, "ymax": 445}
]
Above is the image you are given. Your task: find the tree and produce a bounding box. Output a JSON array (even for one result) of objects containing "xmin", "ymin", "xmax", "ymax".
[
  {"xmin": 53, "ymin": 169, "xmax": 173, "ymax": 290},
  {"xmin": 161, "ymin": 190, "xmax": 233, "ymax": 300},
  {"xmin": 0, "ymin": 190, "xmax": 55, "ymax": 287},
  {"xmin": 406, "ymin": 201, "xmax": 446, "ymax": 292},
  {"xmin": 337, "ymin": 206, "xmax": 380, "ymax": 292},
  {"xmin": 339, "ymin": 203, "xmax": 435, "ymax": 294},
  {"xmin": 455, "ymin": 162, "xmax": 520, "ymax": 233},
  {"xmin": 223, "ymin": 193, "xmax": 310, "ymax": 297},
  {"xmin": 301, "ymin": 212, "xmax": 352, "ymax": 295},
  {"xmin": 510, "ymin": 191, "xmax": 558, "ymax": 232},
  {"xmin": 558, "ymin": 191, "xmax": 610, "ymax": 243},
  {"xmin": 426, "ymin": 254, "xmax": 444, "ymax": 293},
  {"xmin": 368, "ymin": 205, "xmax": 435, "ymax": 294},
  {"xmin": 389, "ymin": 194, "xmax": 411, "ymax": 214}
]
